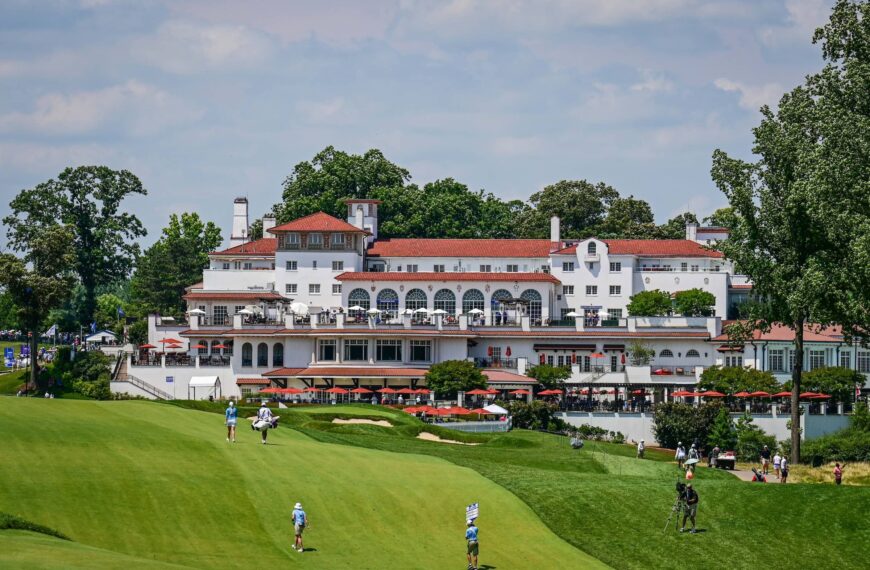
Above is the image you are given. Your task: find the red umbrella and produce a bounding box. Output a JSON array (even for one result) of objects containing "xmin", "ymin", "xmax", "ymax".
[
  {"xmin": 325, "ymin": 387, "xmax": 348, "ymax": 394},
  {"xmin": 396, "ymin": 388, "xmax": 416, "ymax": 394},
  {"xmin": 213, "ymin": 344, "xmax": 228, "ymax": 350},
  {"xmin": 631, "ymin": 389, "xmax": 647, "ymax": 395},
  {"xmin": 139, "ymin": 343, "xmax": 156, "ymax": 349},
  {"xmin": 469, "ymin": 408, "xmax": 493, "ymax": 415},
  {"xmin": 505, "ymin": 346, "xmax": 512, "ymax": 357},
  {"xmin": 403, "ymin": 407, "xmax": 420, "ymax": 414},
  {"xmin": 620, "ymin": 353, "xmax": 626, "ymax": 364},
  {"xmin": 466, "ymin": 389, "xmax": 490, "ymax": 395},
  {"xmin": 377, "ymin": 387, "xmax": 397, "ymax": 394},
  {"xmin": 259, "ymin": 387, "xmax": 281, "ymax": 394},
  {"xmin": 191, "ymin": 343, "xmax": 208, "ymax": 350},
  {"xmin": 417, "ymin": 405, "xmax": 439, "ymax": 414},
  {"xmin": 350, "ymin": 387, "xmax": 373, "ymax": 394},
  {"xmin": 672, "ymin": 390, "xmax": 695, "ymax": 397},
  {"xmin": 538, "ymin": 389, "xmax": 562, "ymax": 396},
  {"xmin": 734, "ymin": 391, "xmax": 752, "ymax": 397},
  {"xmin": 484, "ymin": 389, "xmax": 499, "ymax": 395},
  {"xmin": 279, "ymin": 387, "xmax": 303, "ymax": 394},
  {"xmin": 447, "ymin": 407, "xmax": 472, "ymax": 415},
  {"xmin": 509, "ymin": 389, "xmax": 530, "ymax": 395},
  {"xmin": 772, "ymin": 391, "xmax": 792, "ymax": 397},
  {"xmin": 749, "ymin": 391, "xmax": 771, "ymax": 398},
  {"xmin": 159, "ymin": 338, "xmax": 182, "ymax": 344},
  {"xmin": 414, "ymin": 388, "xmax": 431, "ymax": 394},
  {"xmin": 811, "ymin": 393, "xmax": 832, "ymax": 399},
  {"xmin": 303, "ymin": 387, "xmax": 321, "ymax": 393},
  {"xmin": 699, "ymin": 390, "xmax": 726, "ymax": 397},
  {"xmin": 590, "ymin": 352, "xmax": 605, "ymax": 358},
  {"xmin": 799, "ymin": 392, "xmax": 820, "ymax": 399}
]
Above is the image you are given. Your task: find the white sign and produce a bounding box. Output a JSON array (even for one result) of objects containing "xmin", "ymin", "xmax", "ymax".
[
  {"xmin": 166, "ymin": 376, "xmax": 174, "ymax": 384},
  {"xmin": 466, "ymin": 502, "xmax": 479, "ymax": 522}
]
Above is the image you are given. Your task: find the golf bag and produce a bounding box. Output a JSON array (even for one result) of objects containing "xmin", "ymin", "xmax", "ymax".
[
  {"xmin": 252, "ymin": 416, "xmax": 280, "ymax": 431},
  {"xmin": 570, "ymin": 437, "xmax": 584, "ymax": 449},
  {"xmin": 751, "ymin": 467, "xmax": 767, "ymax": 483}
]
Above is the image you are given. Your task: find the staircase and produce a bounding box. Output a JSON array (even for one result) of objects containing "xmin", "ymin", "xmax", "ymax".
[{"xmin": 112, "ymin": 356, "xmax": 173, "ymax": 400}]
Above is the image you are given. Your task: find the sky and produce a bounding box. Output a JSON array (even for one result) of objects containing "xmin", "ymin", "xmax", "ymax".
[{"xmin": 0, "ymin": 0, "xmax": 835, "ymax": 249}]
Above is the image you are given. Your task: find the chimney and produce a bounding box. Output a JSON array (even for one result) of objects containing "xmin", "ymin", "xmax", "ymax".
[
  {"xmin": 262, "ymin": 215, "xmax": 276, "ymax": 235},
  {"xmin": 550, "ymin": 216, "xmax": 561, "ymax": 251},
  {"xmin": 230, "ymin": 197, "xmax": 249, "ymax": 247},
  {"xmin": 354, "ymin": 206, "xmax": 364, "ymax": 230},
  {"xmin": 685, "ymin": 221, "xmax": 698, "ymax": 242}
]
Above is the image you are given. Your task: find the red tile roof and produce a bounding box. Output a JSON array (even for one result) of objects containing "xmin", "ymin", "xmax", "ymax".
[
  {"xmin": 265, "ymin": 367, "xmax": 428, "ymax": 378},
  {"xmin": 367, "ymin": 238, "xmax": 552, "ymax": 258},
  {"xmin": 482, "ymin": 370, "xmax": 536, "ymax": 384},
  {"xmin": 554, "ymin": 240, "xmax": 723, "ymax": 258},
  {"xmin": 711, "ymin": 322, "xmax": 844, "ymax": 343},
  {"xmin": 236, "ymin": 378, "xmax": 271, "ymax": 385},
  {"xmin": 268, "ymin": 212, "xmax": 368, "ymax": 234},
  {"xmin": 183, "ymin": 291, "xmax": 286, "ymax": 301},
  {"xmin": 729, "ymin": 284, "xmax": 753, "ymax": 290},
  {"xmin": 335, "ymin": 271, "xmax": 560, "ymax": 283},
  {"xmin": 210, "ymin": 238, "xmax": 277, "ymax": 257}
]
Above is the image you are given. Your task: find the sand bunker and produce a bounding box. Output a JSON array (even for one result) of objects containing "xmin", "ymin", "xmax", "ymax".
[
  {"xmin": 417, "ymin": 432, "xmax": 481, "ymax": 446},
  {"xmin": 332, "ymin": 418, "xmax": 393, "ymax": 428}
]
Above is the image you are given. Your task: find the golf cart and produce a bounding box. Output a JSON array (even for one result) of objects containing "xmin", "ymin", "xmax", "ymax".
[{"xmin": 713, "ymin": 450, "xmax": 737, "ymax": 470}]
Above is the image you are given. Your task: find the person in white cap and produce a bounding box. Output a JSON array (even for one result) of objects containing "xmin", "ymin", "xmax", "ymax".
[
  {"xmin": 291, "ymin": 502, "xmax": 308, "ymax": 552},
  {"xmin": 637, "ymin": 439, "xmax": 645, "ymax": 459},
  {"xmin": 253, "ymin": 402, "xmax": 274, "ymax": 444},
  {"xmin": 675, "ymin": 441, "xmax": 686, "ymax": 468}
]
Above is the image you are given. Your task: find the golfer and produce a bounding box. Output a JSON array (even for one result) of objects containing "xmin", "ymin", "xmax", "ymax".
[
  {"xmin": 688, "ymin": 443, "xmax": 699, "ymax": 461},
  {"xmin": 465, "ymin": 519, "xmax": 479, "ymax": 570},
  {"xmin": 255, "ymin": 402, "xmax": 274, "ymax": 444},
  {"xmin": 760, "ymin": 445, "xmax": 771, "ymax": 475},
  {"xmin": 291, "ymin": 502, "xmax": 307, "ymax": 552},
  {"xmin": 225, "ymin": 401, "xmax": 237, "ymax": 443},
  {"xmin": 680, "ymin": 483, "xmax": 699, "ymax": 534},
  {"xmin": 637, "ymin": 439, "xmax": 645, "ymax": 459},
  {"xmin": 675, "ymin": 442, "xmax": 686, "ymax": 468},
  {"xmin": 773, "ymin": 451, "xmax": 782, "ymax": 479},
  {"xmin": 780, "ymin": 455, "xmax": 789, "ymax": 484}
]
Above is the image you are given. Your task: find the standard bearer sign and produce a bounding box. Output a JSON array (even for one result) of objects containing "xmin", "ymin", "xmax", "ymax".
[
  {"xmin": 166, "ymin": 376, "xmax": 174, "ymax": 384},
  {"xmin": 466, "ymin": 502, "xmax": 479, "ymax": 522}
]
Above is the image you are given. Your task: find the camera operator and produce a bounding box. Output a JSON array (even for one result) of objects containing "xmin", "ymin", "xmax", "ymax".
[{"xmin": 680, "ymin": 483, "xmax": 699, "ymax": 534}]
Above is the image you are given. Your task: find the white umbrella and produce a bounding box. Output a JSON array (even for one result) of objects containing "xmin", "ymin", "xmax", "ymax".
[
  {"xmin": 467, "ymin": 308, "xmax": 484, "ymax": 315},
  {"xmin": 348, "ymin": 305, "xmax": 366, "ymax": 311},
  {"xmin": 431, "ymin": 309, "xmax": 448, "ymax": 315},
  {"xmin": 289, "ymin": 302, "xmax": 310, "ymax": 315},
  {"xmin": 238, "ymin": 309, "xmax": 254, "ymax": 315},
  {"xmin": 564, "ymin": 311, "xmax": 580, "ymax": 317},
  {"xmin": 187, "ymin": 308, "xmax": 206, "ymax": 315},
  {"xmin": 367, "ymin": 308, "xmax": 382, "ymax": 314},
  {"xmin": 414, "ymin": 307, "xmax": 430, "ymax": 313}
]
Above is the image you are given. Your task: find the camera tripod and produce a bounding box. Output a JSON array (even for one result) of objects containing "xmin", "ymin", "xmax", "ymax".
[{"xmin": 663, "ymin": 494, "xmax": 685, "ymax": 533}]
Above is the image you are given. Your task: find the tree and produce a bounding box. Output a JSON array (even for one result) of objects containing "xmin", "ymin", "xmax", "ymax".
[
  {"xmin": 130, "ymin": 213, "xmax": 222, "ymax": 316},
  {"xmin": 673, "ymin": 288, "xmax": 716, "ymax": 316},
  {"xmin": 707, "ymin": 408, "xmax": 737, "ymax": 450},
  {"xmin": 626, "ymin": 341, "xmax": 656, "ymax": 366},
  {"xmin": 525, "ymin": 180, "xmax": 620, "ymax": 238},
  {"xmin": 799, "ymin": 367, "xmax": 863, "ymax": 404},
  {"xmin": 0, "ymin": 291, "xmax": 18, "ymax": 330},
  {"xmin": 652, "ymin": 402, "xmax": 724, "ymax": 449},
  {"xmin": 699, "ymin": 366, "xmax": 781, "ymax": 397},
  {"xmin": 703, "ymin": 207, "xmax": 739, "ymax": 231},
  {"xmin": 626, "ymin": 290, "xmax": 672, "ymax": 316},
  {"xmin": 657, "ymin": 212, "xmax": 699, "ymax": 239},
  {"xmin": 502, "ymin": 400, "xmax": 564, "ymax": 431},
  {"xmin": 734, "ymin": 413, "xmax": 777, "ymax": 460},
  {"xmin": 0, "ymin": 226, "xmax": 76, "ymax": 389},
  {"xmin": 4, "ymin": 166, "xmax": 147, "ymax": 324},
  {"xmin": 709, "ymin": 2, "xmax": 870, "ymax": 461},
  {"xmin": 597, "ymin": 196, "xmax": 656, "ymax": 238},
  {"xmin": 94, "ymin": 293, "xmax": 127, "ymax": 334},
  {"xmin": 526, "ymin": 364, "xmax": 571, "ymax": 389},
  {"xmin": 423, "ymin": 360, "xmax": 487, "ymax": 397}
]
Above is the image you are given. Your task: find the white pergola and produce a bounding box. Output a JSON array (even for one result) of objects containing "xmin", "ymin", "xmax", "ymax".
[{"xmin": 188, "ymin": 376, "xmax": 221, "ymax": 400}]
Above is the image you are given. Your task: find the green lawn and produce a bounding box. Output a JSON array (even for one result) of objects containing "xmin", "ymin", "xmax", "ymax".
[{"xmin": 0, "ymin": 400, "xmax": 603, "ymax": 569}]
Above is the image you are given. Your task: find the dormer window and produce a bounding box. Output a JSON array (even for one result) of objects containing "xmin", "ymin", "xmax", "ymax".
[
  {"xmin": 287, "ymin": 233, "xmax": 300, "ymax": 249},
  {"xmin": 331, "ymin": 233, "xmax": 346, "ymax": 249},
  {"xmin": 587, "ymin": 242, "xmax": 597, "ymax": 255},
  {"xmin": 308, "ymin": 233, "xmax": 323, "ymax": 249}
]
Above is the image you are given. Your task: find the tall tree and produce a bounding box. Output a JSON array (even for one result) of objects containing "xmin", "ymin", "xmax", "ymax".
[
  {"xmin": 4, "ymin": 166, "xmax": 147, "ymax": 324},
  {"xmin": 657, "ymin": 212, "xmax": 699, "ymax": 239},
  {"xmin": 597, "ymin": 196, "xmax": 657, "ymax": 238},
  {"xmin": 710, "ymin": 0, "xmax": 870, "ymax": 461},
  {"xmin": 0, "ymin": 226, "xmax": 76, "ymax": 389},
  {"xmin": 130, "ymin": 213, "xmax": 222, "ymax": 316},
  {"xmin": 703, "ymin": 207, "xmax": 739, "ymax": 231},
  {"xmin": 523, "ymin": 180, "xmax": 620, "ymax": 238}
]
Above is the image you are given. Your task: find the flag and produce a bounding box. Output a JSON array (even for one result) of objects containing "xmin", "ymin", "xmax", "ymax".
[
  {"xmin": 117, "ymin": 306, "xmax": 126, "ymax": 318},
  {"xmin": 90, "ymin": 322, "xmax": 97, "ymax": 334},
  {"xmin": 44, "ymin": 324, "xmax": 57, "ymax": 337}
]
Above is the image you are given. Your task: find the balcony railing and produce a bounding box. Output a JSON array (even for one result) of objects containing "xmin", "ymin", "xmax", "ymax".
[{"xmin": 474, "ymin": 358, "xmax": 516, "ymax": 369}]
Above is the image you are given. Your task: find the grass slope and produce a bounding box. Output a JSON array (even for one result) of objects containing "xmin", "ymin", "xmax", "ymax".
[{"xmin": 0, "ymin": 400, "xmax": 603, "ymax": 569}]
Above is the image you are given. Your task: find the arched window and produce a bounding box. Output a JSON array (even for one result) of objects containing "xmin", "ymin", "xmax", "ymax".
[
  {"xmin": 686, "ymin": 349, "xmax": 700, "ymax": 358},
  {"xmin": 257, "ymin": 342, "xmax": 268, "ymax": 367},
  {"xmin": 587, "ymin": 242, "xmax": 597, "ymax": 255},
  {"xmin": 348, "ymin": 288, "xmax": 370, "ymax": 310},
  {"xmin": 272, "ymin": 343, "xmax": 284, "ymax": 367},
  {"xmin": 434, "ymin": 289, "xmax": 456, "ymax": 314},
  {"xmin": 659, "ymin": 349, "xmax": 674, "ymax": 358},
  {"xmin": 405, "ymin": 288, "xmax": 427, "ymax": 311},
  {"xmin": 520, "ymin": 289, "xmax": 542, "ymax": 320},
  {"xmin": 462, "ymin": 289, "xmax": 485, "ymax": 313},
  {"xmin": 224, "ymin": 341, "xmax": 233, "ymax": 356},
  {"xmin": 210, "ymin": 340, "xmax": 220, "ymax": 354},
  {"xmin": 198, "ymin": 340, "xmax": 208, "ymax": 355},
  {"xmin": 376, "ymin": 288, "xmax": 399, "ymax": 318},
  {"xmin": 241, "ymin": 343, "xmax": 252, "ymax": 367},
  {"xmin": 490, "ymin": 289, "xmax": 512, "ymax": 308}
]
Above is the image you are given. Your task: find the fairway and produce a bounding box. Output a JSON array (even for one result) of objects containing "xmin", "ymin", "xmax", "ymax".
[{"xmin": 0, "ymin": 400, "xmax": 604, "ymax": 569}]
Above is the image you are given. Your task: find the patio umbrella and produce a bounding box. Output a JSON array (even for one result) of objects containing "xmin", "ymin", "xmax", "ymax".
[
  {"xmin": 590, "ymin": 352, "xmax": 605, "ymax": 359},
  {"xmin": 417, "ymin": 405, "xmax": 439, "ymax": 414},
  {"xmin": 213, "ymin": 344, "xmax": 228, "ymax": 350},
  {"xmin": 238, "ymin": 309, "xmax": 254, "ymax": 315},
  {"xmin": 466, "ymin": 389, "xmax": 490, "ymax": 396},
  {"xmin": 158, "ymin": 338, "xmax": 182, "ymax": 344},
  {"xmin": 811, "ymin": 393, "xmax": 832, "ymax": 399},
  {"xmin": 505, "ymin": 346, "xmax": 512, "ymax": 357},
  {"xmin": 289, "ymin": 302, "xmax": 309, "ymax": 315},
  {"xmin": 538, "ymin": 389, "xmax": 562, "ymax": 396},
  {"xmin": 403, "ymin": 407, "xmax": 420, "ymax": 414},
  {"xmin": 325, "ymin": 387, "xmax": 348, "ymax": 394},
  {"xmin": 631, "ymin": 389, "xmax": 647, "ymax": 395},
  {"xmin": 699, "ymin": 390, "xmax": 726, "ymax": 397},
  {"xmin": 468, "ymin": 408, "xmax": 493, "ymax": 415},
  {"xmin": 509, "ymin": 389, "xmax": 531, "ymax": 395},
  {"xmin": 734, "ymin": 391, "xmax": 752, "ymax": 397},
  {"xmin": 139, "ymin": 343, "xmax": 156, "ymax": 349},
  {"xmin": 447, "ymin": 407, "xmax": 472, "ymax": 415},
  {"xmin": 259, "ymin": 387, "xmax": 281, "ymax": 394},
  {"xmin": 749, "ymin": 391, "xmax": 771, "ymax": 397},
  {"xmin": 377, "ymin": 387, "xmax": 397, "ymax": 394},
  {"xmin": 772, "ymin": 391, "xmax": 792, "ymax": 397},
  {"xmin": 414, "ymin": 388, "xmax": 431, "ymax": 395},
  {"xmin": 396, "ymin": 388, "xmax": 416, "ymax": 394},
  {"xmin": 350, "ymin": 387, "xmax": 373, "ymax": 394},
  {"xmin": 187, "ymin": 308, "xmax": 207, "ymax": 315},
  {"xmin": 430, "ymin": 309, "xmax": 448, "ymax": 315},
  {"xmin": 348, "ymin": 305, "xmax": 366, "ymax": 311},
  {"xmin": 799, "ymin": 392, "xmax": 820, "ymax": 398},
  {"xmin": 279, "ymin": 387, "xmax": 303, "ymax": 394},
  {"xmin": 467, "ymin": 308, "xmax": 484, "ymax": 315},
  {"xmin": 303, "ymin": 387, "xmax": 321, "ymax": 393},
  {"xmin": 672, "ymin": 390, "xmax": 695, "ymax": 397},
  {"xmin": 191, "ymin": 343, "xmax": 208, "ymax": 350},
  {"xmin": 367, "ymin": 308, "xmax": 382, "ymax": 314},
  {"xmin": 564, "ymin": 311, "xmax": 579, "ymax": 317},
  {"xmin": 484, "ymin": 389, "xmax": 499, "ymax": 395},
  {"xmin": 414, "ymin": 307, "xmax": 430, "ymax": 313}
]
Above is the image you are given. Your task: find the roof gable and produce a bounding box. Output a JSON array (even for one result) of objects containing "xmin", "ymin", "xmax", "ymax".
[
  {"xmin": 210, "ymin": 238, "xmax": 277, "ymax": 257},
  {"xmin": 268, "ymin": 212, "xmax": 368, "ymax": 234}
]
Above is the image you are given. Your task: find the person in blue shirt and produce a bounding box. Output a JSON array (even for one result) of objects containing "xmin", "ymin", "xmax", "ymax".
[
  {"xmin": 224, "ymin": 401, "xmax": 238, "ymax": 443},
  {"xmin": 291, "ymin": 502, "xmax": 308, "ymax": 552},
  {"xmin": 465, "ymin": 519, "xmax": 479, "ymax": 570}
]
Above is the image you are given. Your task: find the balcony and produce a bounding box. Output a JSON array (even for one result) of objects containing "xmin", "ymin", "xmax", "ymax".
[{"xmin": 474, "ymin": 357, "xmax": 516, "ymax": 369}]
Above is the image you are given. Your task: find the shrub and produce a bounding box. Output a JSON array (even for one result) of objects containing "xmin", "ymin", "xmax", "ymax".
[
  {"xmin": 567, "ymin": 424, "xmax": 625, "ymax": 443},
  {"xmin": 673, "ymin": 288, "xmax": 716, "ymax": 316},
  {"xmin": 423, "ymin": 360, "xmax": 487, "ymax": 398},
  {"xmin": 707, "ymin": 408, "xmax": 737, "ymax": 450},
  {"xmin": 526, "ymin": 364, "xmax": 570, "ymax": 389},
  {"xmin": 503, "ymin": 400, "xmax": 564, "ymax": 431},
  {"xmin": 734, "ymin": 413, "xmax": 777, "ymax": 461},
  {"xmin": 626, "ymin": 289, "xmax": 672, "ymax": 316},
  {"xmin": 652, "ymin": 402, "xmax": 724, "ymax": 449},
  {"xmin": 0, "ymin": 512, "xmax": 69, "ymax": 540}
]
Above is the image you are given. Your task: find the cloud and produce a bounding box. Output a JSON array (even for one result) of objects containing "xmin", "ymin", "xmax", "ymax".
[
  {"xmin": 131, "ymin": 20, "xmax": 273, "ymax": 74},
  {"xmin": 714, "ymin": 77, "xmax": 783, "ymax": 111},
  {"xmin": 759, "ymin": 0, "xmax": 831, "ymax": 46},
  {"xmin": 0, "ymin": 142, "xmax": 117, "ymax": 172},
  {"xmin": 0, "ymin": 80, "xmax": 201, "ymax": 136},
  {"xmin": 631, "ymin": 70, "xmax": 675, "ymax": 93},
  {"xmin": 491, "ymin": 135, "xmax": 544, "ymax": 156},
  {"xmin": 295, "ymin": 97, "xmax": 347, "ymax": 123}
]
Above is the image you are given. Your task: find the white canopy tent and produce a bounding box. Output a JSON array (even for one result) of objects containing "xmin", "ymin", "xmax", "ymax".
[
  {"xmin": 188, "ymin": 376, "xmax": 221, "ymax": 400},
  {"xmin": 85, "ymin": 330, "xmax": 118, "ymax": 345},
  {"xmin": 483, "ymin": 404, "xmax": 509, "ymax": 415}
]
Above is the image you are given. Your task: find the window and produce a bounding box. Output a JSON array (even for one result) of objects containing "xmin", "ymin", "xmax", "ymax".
[
  {"xmin": 308, "ymin": 233, "xmax": 323, "ymax": 249},
  {"xmin": 857, "ymin": 351, "xmax": 870, "ymax": 373},
  {"xmin": 272, "ymin": 343, "xmax": 284, "ymax": 367},
  {"xmin": 213, "ymin": 306, "xmax": 228, "ymax": 325},
  {"xmin": 789, "ymin": 350, "xmax": 796, "ymax": 370},
  {"xmin": 562, "ymin": 262, "xmax": 575, "ymax": 272},
  {"xmin": 332, "ymin": 261, "xmax": 344, "ymax": 271},
  {"xmin": 410, "ymin": 340, "xmax": 431, "ymax": 362},
  {"xmin": 234, "ymin": 305, "xmax": 245, "ymax": 315},
  {"xmin": 376, "ymin": 340, "xmax": 402, "ymax": 361},
  {"xmin": 691, "ymin": 264, "xmax": 699, "ymax": 272},
  {"xmin": 506, "ymin": 264, "xmax": 519, "ymax": 272},
  {"xmin": 840, "ymin": 351, "xmax": 851, "ymax": 369},
  {"xmin": 809, "ymin": 350, "xmax": 825, "ymax": 371},
  {"xmin": 257, "ymin": 343, "xmax": 268, "ymax": 367},
  {"xmin": 312, "ymin": 261, "xmax": 317, "ymax": 270},
  {"xmin": 407, "ymin": 264, "xmax": 418, "ymax": 273},
  {"xmin": 348, "ymin": 288, "xmax": 370, "ymax": 310},
  {"xmin": 243, "ymin": 262, "xmax": 253, "ymax": 270},
  {"xmin": 434, "ymin": 289, "xmax": 456, "ymax": 314},
  {"xmin": 558, "ymin": 355, "xmax": 565, "ymax": 367},
  {"xmin": 287, "ymin": 233, "xmax": 300, "ymax": 249},
  {"xmin": 222, "ymin": 262, "xmax": 230, "ymax": 270},
  {"xmin": 609, "ymin": 285, "xmax": 621, "ymax": 296},
  {"xmin": 547, "ymin": 355, "xmax": 554, "ymax": 365},
  {"xmin": 241, "ymin": 343, "xmax": 253, "ymax": 367},
  {"xmin": 769, "ymin": 350, "xmax": 784, "ymax": 372},
  {"xmin": 686, "ymin": 349, "xmax": 700, "ymax": 358},
  {"xmin": 286, "ymin": 261, "xmax": 297, "ymax": 270},
  {"xmin": 520, "ymin": 289, "xmax": 542, "ymax": 320},
  {"xmin": 344, "ymin": 339, "xmax": 368, "ymax": 361},
  {"xmin": 286, "ymin": 284, "xmax": 297, "ymax": 294},
  {"xmin": 224, "ymin": 341, "xmax": 233, "ymax": 356},
  {"xmin": 587, "ymin": 242, "xmax": 597, "ymax": 255},
  {"xmin": 331, "ymin": 233, "xmax": 345, "ymax": 248},
  {"xmin": 725, "ymin": 355, "xmax": 743, "ymax": 368},
  {"xmin": 332, "ymin": 284, "xmax": 342, "ymax": 295},
  {"xmin": 309, "ymin": 284, "xmax": 321, "ymax": 295},
  {"xmin": 561, "ymin": 308, "xmax": 576, "ymax": 318},
  {"xmin": 198, "ymin": 340, "xmax": 208, "ymax": 355},
  {"xmin": 433, "ymin": 264, "xmax": 445, "ymax": 273},
  {"xmin": 234, "ymin": 261, "xmax": 241, "ymax": 269},
  {"xmin": 562, "ymin": 285, "xmax": 574, "ymax": 295},
  {"xmin": 586, "ymin": 286, "xmax": 598, "ymax": 296},
  {"xmin": 490, "ymin": 289, "xmax": 512, "ymax": 310},
  {"xmin": 376, "ymin": 289, "xmax": 399, "ymax": 317},
  {"xmin": 462, "ymin": 289, "xmax": 485, "ymax": 313},
  {"xmin": 479, "ymin": 264, "xmax": 492, "ymax": 272},
  {"xmin": 609, "ymin": 262, "xmax": 621, "ymax": 272},
  {"xmin": 607, "ymin": 308, "xmax": 623, "ymax": 319},
  {"xmin": 659, "ymin": 349, "xmax": 674, "ymax": 358},
  {"xmin": 318, "ymin": 339, "xmax": 336, "ymax": 361},
  {"xmin": 405, "ymin": 289, "xmax": 427, "ymax": 311},
  {"xmin": 712, "ymin": 265, "xmax": 721, "ymax": 272},
  {"xmin": 681, "ymin": 262, "xmax": 688, "ymax": 272}
]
